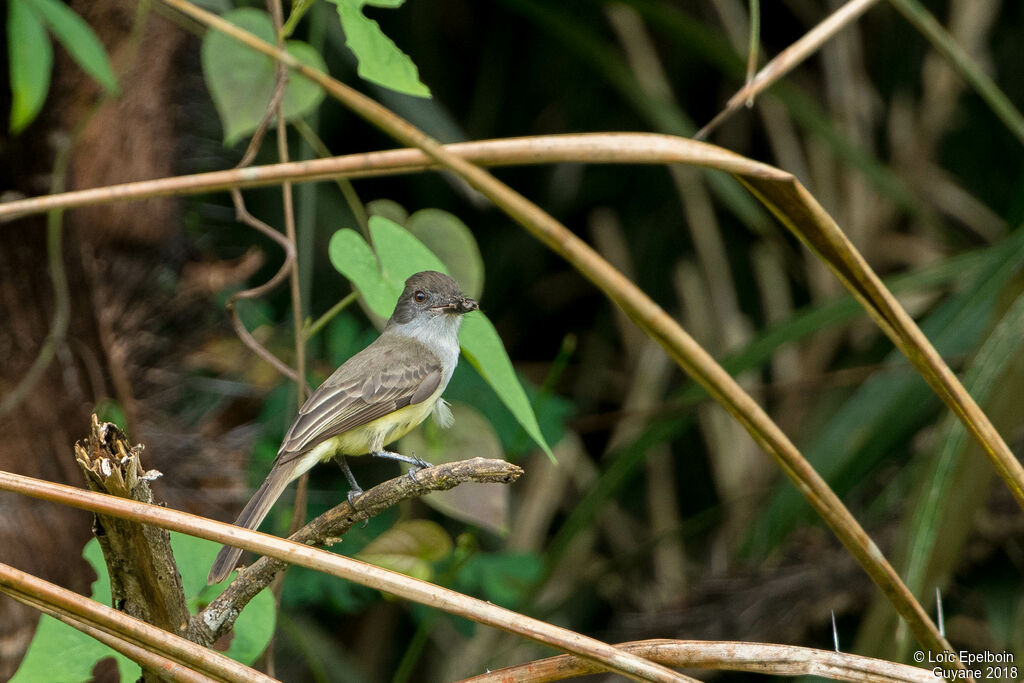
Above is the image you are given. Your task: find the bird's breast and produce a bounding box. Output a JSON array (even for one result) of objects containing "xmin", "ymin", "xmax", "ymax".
[{"xmin": 312, "ymin": 386, "xmax": 445, "ymax": 461}]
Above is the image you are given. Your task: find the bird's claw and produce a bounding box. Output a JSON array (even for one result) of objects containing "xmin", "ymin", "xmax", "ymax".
[
  {"xmin": 406, "ymin": 451, "xmax": 429, "ymax": 483},
  {"xmin": 346, "ymin": 487, "xmax": 364, "ymax": 506}
]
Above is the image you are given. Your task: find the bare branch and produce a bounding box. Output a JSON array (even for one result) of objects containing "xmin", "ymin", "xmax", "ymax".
[{"xmin": 194, "ymin": 457, "xmax": 524, "ymax": 644}]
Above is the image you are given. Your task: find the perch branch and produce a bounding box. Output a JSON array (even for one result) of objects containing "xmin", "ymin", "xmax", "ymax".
[{"xmin": 194, "ymin": 457, "xmax": 524, "ymax": 644}]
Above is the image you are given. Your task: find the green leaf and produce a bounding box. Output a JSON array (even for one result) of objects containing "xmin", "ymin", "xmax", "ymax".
[
  {"xmin": 400, "ymin": 402, "xmax": 510, "ymax": 534},
  {"xmin": 366, "ymin": 198, "xmax": 409, "ymax": 226},
  {"xmin": 27, "ymin": 0, "xmax": 118, "ymax": 94},
  {"xmin": 7, "ymin": 0, "xmax": 52, "ymax": 134},
  {"xmin": 459, "ymin": 313, "xmax": 554, "ymax": 461},
  {"xmin": 328, "ymin": 227, "xmax": 396, "ymax": 315},
  {"xmin": 327, "ymin": 0, "xmax": 430, "ymax": 97},
  {"xmin": 370, "ymin": 214, "xmax": 448, "ymax": 284},
  {"xmin": 444, "ymin": 363, "xmax": 571, "ymax": 458},
  {"xmin": 327, "ymin": 216, "xmax": 555, "ymax": 459},
  {"xmin": 406, "ymin": 209, "xmax": 485, "ymax": 299},
  {"xmin": 201, "ymin": 8, "xmax": 326, "ymax": 146}
]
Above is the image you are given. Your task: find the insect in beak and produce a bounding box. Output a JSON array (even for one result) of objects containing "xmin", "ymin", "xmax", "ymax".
[{"xmin": 431, "ymin": 297, "xmax": 478, "ymax": 313}]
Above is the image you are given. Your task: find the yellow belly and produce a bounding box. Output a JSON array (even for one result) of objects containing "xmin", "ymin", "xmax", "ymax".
[{"xmin": 303, "ymin": 390, "xmax": 441, "ymax": 466}]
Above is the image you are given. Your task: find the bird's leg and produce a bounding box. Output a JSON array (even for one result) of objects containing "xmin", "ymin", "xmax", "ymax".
[
  {"xmin": 372, "ymin": 450, "xmax": 430, "ymax": 483},
  {"xmin": 333, "ymin": 455, "xmax": 364, "ymax": 505}
]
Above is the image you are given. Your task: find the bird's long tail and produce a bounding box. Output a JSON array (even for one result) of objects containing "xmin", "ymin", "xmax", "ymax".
[{"xmin": 207, "ymin": 462, "xmax": 297, "ymax": 585}]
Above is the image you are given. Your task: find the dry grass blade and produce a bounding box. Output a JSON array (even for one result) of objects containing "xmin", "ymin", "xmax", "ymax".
[
  {"xmin": 737, "ymin": 174, "xmax": 1024, "ymax": 509},
  {"xmin": 0, "ymin": 135, "xmax": 773, "ymax": 221},
  {"xmin": 0, "ymin": 470, "xmax": 694, "ymax": 683},
  {"xmin": 0, "ymin": 562, "xmax": 274, "ymax": 683},
  {"xmin": 695, "ymin": 0, "xmax": 882, "ymax": 140},
  {"xmin": 458, "ymin": 639, "xmax": 940, "ymax": 683}
]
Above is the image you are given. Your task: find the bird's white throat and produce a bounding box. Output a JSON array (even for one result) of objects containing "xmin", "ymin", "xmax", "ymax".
[{"xmin": 388, "ymin": 311, "xmax": 463, "ymax": 382}]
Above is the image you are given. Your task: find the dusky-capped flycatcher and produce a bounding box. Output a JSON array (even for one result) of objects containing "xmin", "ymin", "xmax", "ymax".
[{"xmin": 208, "ymin": 270, "xmax": 478, "ymax": 584}]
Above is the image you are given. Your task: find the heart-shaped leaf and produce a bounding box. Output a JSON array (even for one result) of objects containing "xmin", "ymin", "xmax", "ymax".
[
  {"xmin": 356, "ymin": 519, "xmax": 452, "ymax": 581},
  {"xmin": 400, "ymin": 402, "xmax": 509, "ymax": 534},
  {"xmin": 201, "ymin": 8, "xmax": 326, "ymax": 146}
]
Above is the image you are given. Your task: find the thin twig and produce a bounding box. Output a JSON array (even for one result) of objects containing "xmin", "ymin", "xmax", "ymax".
[
  {"xmin": 268, "ymin": 1, "xmax": 304, "ymax": 674},
  {"xmin": 224, "ymin": 54, "xmax": 303, "ymax": 388},
  {"xmin": 0, "ymin": 134, "xmax": 838, "ymax": 221},
  {"xmin": 225, "ymin": 191, "xmax": 302, "ymax": 385},
  {"xmin": 695, "ymin": 0, "xmax": 881, "ymax": 140},
  {"xmin": 195, "ymin": 457, "xmax": 527, "ymax": 642}
]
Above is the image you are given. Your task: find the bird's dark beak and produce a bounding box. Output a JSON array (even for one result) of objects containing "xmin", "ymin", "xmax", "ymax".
[{"xmin": 432, "ymin": 296, "xmax": 478, "ymax": 314}]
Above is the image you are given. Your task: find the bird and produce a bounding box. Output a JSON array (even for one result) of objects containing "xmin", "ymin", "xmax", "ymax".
[{"xmin": 208, "ymin": 270, "xmax": 479, "ymax": 584}]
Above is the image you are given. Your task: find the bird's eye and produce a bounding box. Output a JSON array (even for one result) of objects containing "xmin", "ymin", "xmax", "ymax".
[{"xmin": 414, "ymin": 290, "xmax": 426, "ymax": 302}]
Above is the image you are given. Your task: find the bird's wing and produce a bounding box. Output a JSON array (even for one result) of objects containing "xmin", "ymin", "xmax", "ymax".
[{"xmin": 277, "ymin": 336, "xmax": 443, "ymax": 461}]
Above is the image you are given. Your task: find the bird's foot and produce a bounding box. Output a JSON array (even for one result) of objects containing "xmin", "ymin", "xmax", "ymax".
[
  {"xmin": 373, "ymin": 449, "xmax": 430, "ymax": 483},
  {"xmin": 334, "ymin": 455, "xmax": 365, "ymax": 506},
  {"xmin": 346, "ymin": 486, "xmax": 364, "ymax": 506}
]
